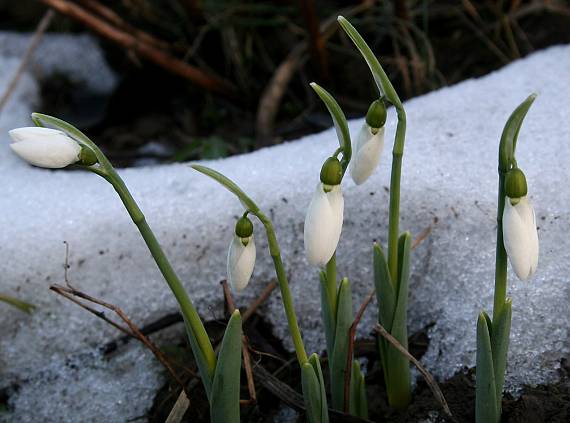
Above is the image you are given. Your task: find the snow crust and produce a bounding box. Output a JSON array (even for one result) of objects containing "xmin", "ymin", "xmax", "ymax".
[{"xmin": 0, "ymin": 32, "xmax": 568, "ymax": 421}]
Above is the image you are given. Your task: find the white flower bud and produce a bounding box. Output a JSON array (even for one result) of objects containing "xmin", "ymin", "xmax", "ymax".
[
  {"xmin": 9, "ymin": 127, "xmax": 81, "ymax": 169},
  {"xmin": 227, "ymin": 234, "xmax": 256, "ymax": 292},
  {"xmin": 503, "ymin": 195, "xmax": 539, "ymax": 281},
  {"xmin": 304, "ymin": 183, "xmax": 344, "ymax": 266},
  {"xmin": 349, "ymin": 124, "xmax": 385, "ymax": 185}
]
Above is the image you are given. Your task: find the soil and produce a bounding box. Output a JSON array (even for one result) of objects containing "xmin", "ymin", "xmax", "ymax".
[{"xmin": 141, "ymin": 312, "xmax": 569, "ymax": 423}]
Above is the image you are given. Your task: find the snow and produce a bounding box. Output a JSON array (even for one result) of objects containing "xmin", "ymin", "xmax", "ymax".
[{"xmin": 0, "ymin": 32, "xmax": 569, "ymax": 421}]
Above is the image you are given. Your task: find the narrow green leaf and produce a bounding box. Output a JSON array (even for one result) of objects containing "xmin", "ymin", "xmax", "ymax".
[
  {"xmin": 491, "ymin": 299, "xmax": 512, "ymax": 413},
  {"xmin": 301, "ymin": 361, "xmax": 325, "ymax": 423},
  {"xmin": 330, "ymin": 278, "xmax": 353, "ymax": 410},
  {"xmin": 309, "ymin": 353, "xmax": 329, "ymax": 423},
  {"xmin": 373, "ymin": 243, "xmax": 395, "ymax": 331},
  {"xmin": 309, "ymin": 83, "xmax": 352, "ymax": 170},
  {"xmin": 319, "ymin": 271, "xmax": 336, "ymax": 357},
  {"xmin": 476, "ymin": 312, "xmax": 499, "ymax": 423},
  {"xmin": 210, "ymin": 310, "xmax": 242, "ymax": 423},
  {"xmin": 0, "ymin": 294, "xmax": 35, "ymax": 314},
  {"xmin": 183, "ymin": 318, "xmax": 213, "ymax": 396},
  {"xmin": 498, "ymin": 94, "xmax": 537, "ymax": 171},
  {"xmin": 384, "ymin": 232, "xmax": 411, "ymax": 408},
  {"xmin": 191, "ymin": 164, "xmax": 260, "ymax": 213},
  {"xmin": 349, "ymin": 361, "xmax": 369, "ymax": 419},
  {"xmin": 337, "ymin": 16, "xmax": 401, "ymax": 108}
]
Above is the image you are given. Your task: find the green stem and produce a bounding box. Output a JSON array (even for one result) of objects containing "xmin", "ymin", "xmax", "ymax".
[
  {"xmin": 104, "ymin": 167, "xmax": 217, "ymax": 376},
  {"xmin": 387, "ymin": 106, "xmax": 406, "ymax": 284},
  {"xmin": 257, "ymin": 213, "xmax": 308, "ymax": 364},
  {"xmin": 493, "ymin": 172, "xmax": 508, "ymax": 322},
  {"xmin": 325, "ymin": 254, "xmax": 337, "ymax": 314}
]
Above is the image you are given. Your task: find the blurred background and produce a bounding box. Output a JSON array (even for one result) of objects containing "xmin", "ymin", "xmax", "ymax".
[{"xmin": 1, "ymin": 0, "xmax": 569, "ymax": 166}]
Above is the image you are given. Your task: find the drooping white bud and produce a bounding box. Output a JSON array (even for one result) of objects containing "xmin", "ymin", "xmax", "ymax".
[
  {"xmin": 349, "ymin": 124, "xmax": 385, "ymax": 185},
  {"xmin": 9, "ymin": 127, "xmax": 81, "ymax": 169},
  {"xmin": 304, "ymin": 183, "xmax": 344, "ymax": 266},
  {"xmin": 503, "ymin": 195, "xmax": 539, "ymax": 281},
  {"xmin": 227, "ymin": 234, "xmax": 256, "ymax": 292}
]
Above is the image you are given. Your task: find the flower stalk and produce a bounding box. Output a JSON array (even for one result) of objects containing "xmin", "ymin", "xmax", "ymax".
[
  {"xmin": 20, "ymin": 114, "xmax": 245, "ymax": 423},
  {"xmin": 338, "ymin": 15, "xmax": 412, "ymax": 408},
  {"xmin": 476, "ymin": 94, "xmax": 537, "ymax": 423}
]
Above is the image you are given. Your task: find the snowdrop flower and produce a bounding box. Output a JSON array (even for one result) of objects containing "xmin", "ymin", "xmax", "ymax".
[
  {"xmin": 304, "ymin": 157, "xmax": 344, "ymax": 266},
  {"xmin": 349, "ymin": 99, "xmax": 387, "ymax": 185},
  {"xmin": 227, "ymin": 215, "xmax": 256, "ymax": 292},
  {"xmin": 9, "ymin": 127, "xmax": 83, "ymax": 168},
  {"xmin": 502, "ymin": 168, "xmax": 539, "ymax": 281}
]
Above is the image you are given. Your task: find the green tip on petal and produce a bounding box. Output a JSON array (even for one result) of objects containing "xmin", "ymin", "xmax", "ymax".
[
  {"xmin": 505, "ymin": 168, "xmax": 528, "ymax": 199},
  {"xmin": 235, "ymin": 215, "xmax": 254, "ymax": 238},
  {"xmin": 366, "ymin": 99, "xmax": 387, "ymax": 129},
  {"xmin": 320, "ymin": 157, "xmax": 342, "ymax": 186}
]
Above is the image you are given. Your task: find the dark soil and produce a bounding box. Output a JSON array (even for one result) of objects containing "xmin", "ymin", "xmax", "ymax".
[{"xmin": 141, "ymin": 311, "xmax": 570, "ymax": 423}]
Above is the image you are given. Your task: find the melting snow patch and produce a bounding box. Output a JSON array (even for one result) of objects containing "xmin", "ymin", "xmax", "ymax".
[{"xmin": 0, "ymin": 33, "xmax": 569, "ymax": 421}]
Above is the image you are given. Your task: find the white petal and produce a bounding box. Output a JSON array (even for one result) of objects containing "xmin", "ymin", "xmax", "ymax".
[
  {"xmin": 503, "ymin": 196, "xmax": 539, "ymax": 280},
  {"xmin": 9, "ymin": 127, "xmax": 81, "ymax": 168},
  {"xmin": 349, "ymin": 125, "xmax": 385, "ymax": 185},
  {"xmin": 304, "ymin": 183, "xmax": 344, "ymax": 266},
  {"xmin": 227, "ymin": 235, "xmax": 256, "ymax": 292}
]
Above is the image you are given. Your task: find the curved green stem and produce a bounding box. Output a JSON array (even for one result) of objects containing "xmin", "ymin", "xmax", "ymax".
[
  {"xmin": 257, "ymin": 213, "xmax": 309, "ymax": 364},
  {"xmin": 30, "ymin": 113, "xmax": 217, "ymax": 378},
  {"xmin": 104, "ymin": 167, "xmax": 217, "ymax": 375},
  {"xmin": 190, "ymin": 164, "xmax": 309, "ymax": 365}
]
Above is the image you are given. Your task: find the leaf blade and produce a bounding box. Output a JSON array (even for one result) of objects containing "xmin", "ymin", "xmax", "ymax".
[
  {"xmin": 476, "ymin": 312, "xmax": 499, "ymax": 423},
  {"xmin": 210, "ymin": 310, "xmax": 242, "ymax": 423}
]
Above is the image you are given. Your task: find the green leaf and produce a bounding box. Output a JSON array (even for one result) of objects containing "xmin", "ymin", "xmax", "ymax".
[
  {"xmin": 383, "ymin": 232, "xmax": 412, "ymax": 408},
  {"xmin": 301, "ymin": 358, "xmax": 328, "ymax": 423},
  {"xmin": 191, "ymin": 164, "xmax": 260, "ymax": 213},
  {"xmin": 349, "ymin": 361, "xmax": 369, "ymax": 419},
  {"xmin": 0, "ymin": 294, "xmax": 35, "ymax": 313},
  {"xmin": 319, "ymin": 271, "xmax": 336, "ymax": 357},
  {"xmin": 210, "ymin": 310, "xmax": 242, "ymax": 423},
  {"xmin": 309, "ymin": 353, "xmax": 329, "ymax": 422},
  {"xmin": 476, "ymin": 312, "xmax": 499, "ymax": 423},
  {"xmin": 337, "ymin": 16, "xmax": 401, "ymax": 108},
  {"xmin": 491, "ymin": 298, "xmax": 512, "ymax": 413},
  {"xmin": 183, "ymin": 318, "xmax": 213, "ymax": 396},
  {"xmin": 330, "ymin": 278, "xmax": 353, "ymax": 409},
  {"xmin": 373, "ymin": 243, "xmax": 395, "ymax": 331},
  {"xmin": 309, "ymin": 83, "xmax": 352, "ymax": 171},
  {"xmin": 498, "ymin": 94, "xmax": 537, "ymax": 171}
]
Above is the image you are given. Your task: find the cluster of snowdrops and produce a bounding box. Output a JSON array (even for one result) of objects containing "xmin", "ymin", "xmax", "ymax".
[{"xmin": 3, "ymin": 17, "xmax": 539, "ymax": 423}]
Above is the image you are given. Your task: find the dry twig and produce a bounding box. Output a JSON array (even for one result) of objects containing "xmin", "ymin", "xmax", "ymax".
[
  {"xmin": 39, "ymin": 0, "xmax": 235, "ymax": 96},
  {"xmin": 375, "ymin": 323, "xmax": 454, "ymax": 420}
]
